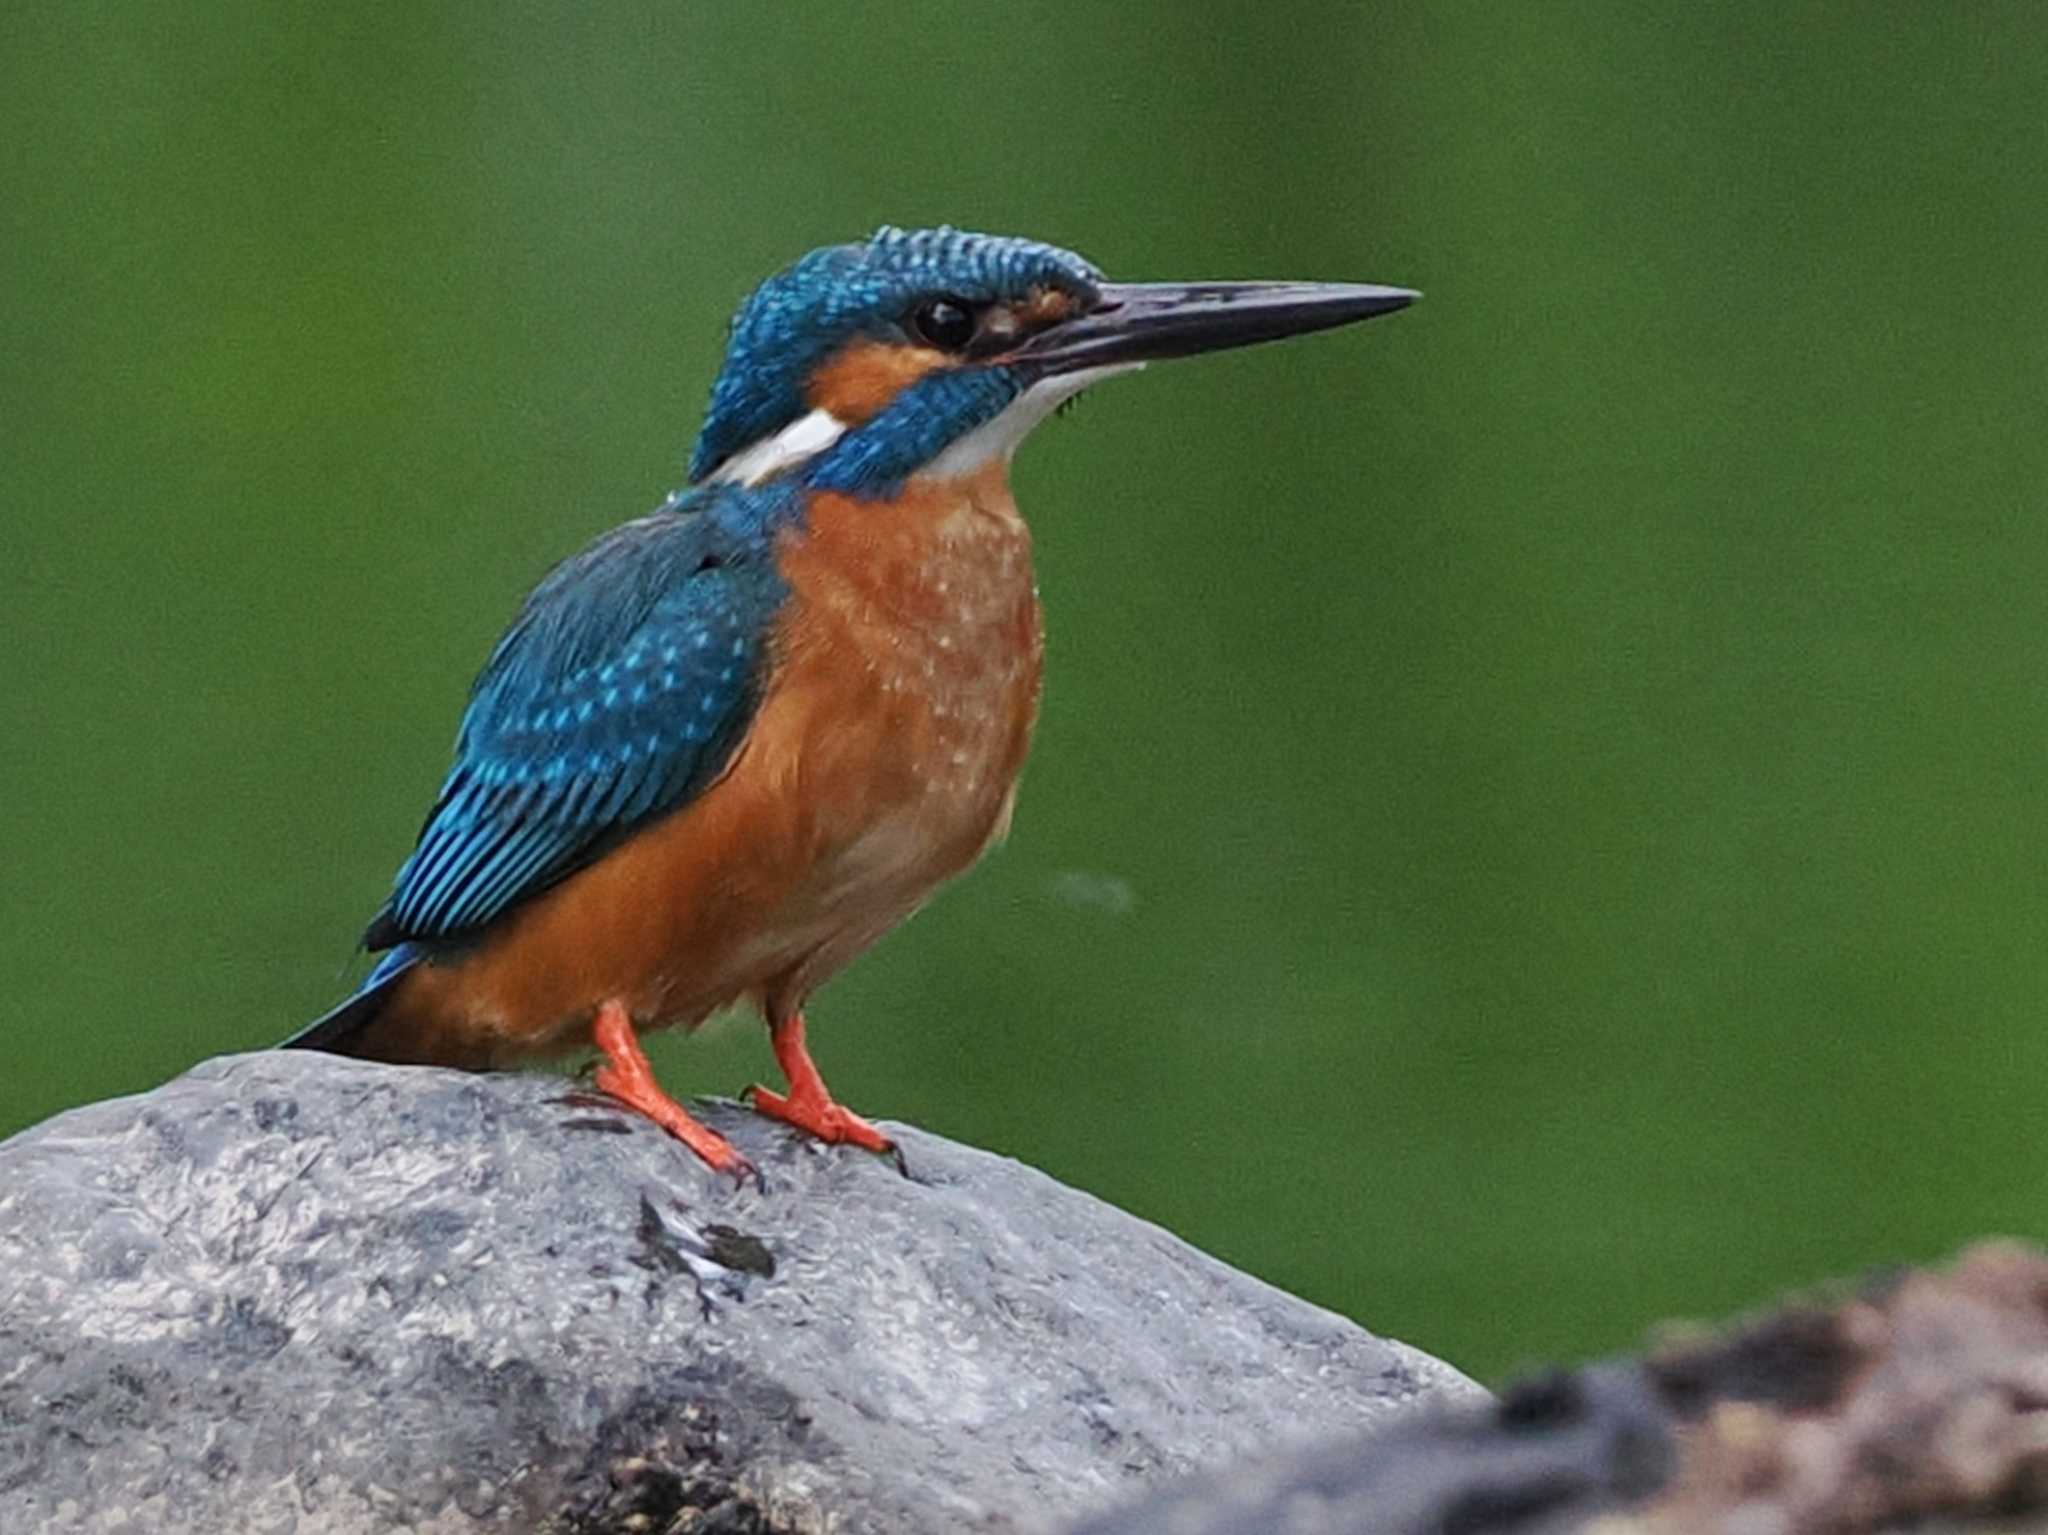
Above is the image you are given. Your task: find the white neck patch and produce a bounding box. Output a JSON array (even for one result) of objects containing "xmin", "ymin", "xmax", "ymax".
[
  {"xmin": 917, "ymin": 363, "xmax": 1144, "ymax": 481},
  {"xmin": 705, "ymin": 362, "xmax": 1142, "ymax": 491},
  {"xmin": 705, "ymin": 406, "xmax": 847, "ymax": 488}
]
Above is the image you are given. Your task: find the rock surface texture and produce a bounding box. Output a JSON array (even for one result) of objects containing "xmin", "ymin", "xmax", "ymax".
[
  {"xmin": 0, "ymin": 1052, "xmax": 1478, "ymax": 1534},
  {"xmin": 1062, "ymin": 1241, "xmax": 2048, "ymax": 1535}
]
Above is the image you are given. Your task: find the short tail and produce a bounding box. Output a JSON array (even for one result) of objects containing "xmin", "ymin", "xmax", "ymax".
[{"xmin": 280, "ymin": 947, "xmax": 418, "ymax": 1054}]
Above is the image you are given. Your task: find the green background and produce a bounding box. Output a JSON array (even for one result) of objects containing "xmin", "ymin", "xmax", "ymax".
[{"xmin": 5, "ymin": 4, "xmax": 2045, "ymax": 1383}]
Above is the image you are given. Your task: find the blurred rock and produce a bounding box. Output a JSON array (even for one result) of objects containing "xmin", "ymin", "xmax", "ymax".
[
  {"xmin": 0, "ymin": 1052, "xmax": 1477, "ymax": 1534},
  {"xmin": 1060, "ymin": 1241, "xmax": 2048, "ymax": 1535}
]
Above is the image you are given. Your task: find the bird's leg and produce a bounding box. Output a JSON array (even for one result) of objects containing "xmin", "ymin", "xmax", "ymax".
[
  {"xmin": 748, "ymin": 1011, "xmax": 893, "ymax": 1154},
  {"xmin": 591, "ymin": 999, "xmax": 754, "ymax": 1179}
]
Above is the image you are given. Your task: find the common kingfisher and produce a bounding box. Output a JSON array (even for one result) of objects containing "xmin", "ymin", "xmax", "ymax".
[{"xmin": 287, "ymin": 226, "xmax": 1415, "ymax": 1178}]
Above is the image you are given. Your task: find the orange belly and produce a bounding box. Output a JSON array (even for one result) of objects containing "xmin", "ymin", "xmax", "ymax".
[{"xmin": 360, "ymin": 462, "xmax": 1043, "ymax": 1068}]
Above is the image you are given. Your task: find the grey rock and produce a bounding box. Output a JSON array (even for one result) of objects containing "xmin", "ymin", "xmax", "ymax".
[{"xmin": 0, "ymin": 1052, "xmax": 1478, "ymax": 1534}]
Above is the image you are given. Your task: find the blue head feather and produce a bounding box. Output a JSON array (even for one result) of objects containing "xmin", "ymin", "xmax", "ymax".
[
  {"xmin": 805, "ymin": 366, "xmax": 1024, "ymax": 494},
  {"xmin": 687, "ymin": 226, "xmax": 1102, "ymax": 486}
]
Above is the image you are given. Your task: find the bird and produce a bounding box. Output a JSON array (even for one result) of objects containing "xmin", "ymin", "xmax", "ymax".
[{"xmin": 285, "ymin": 225, "xmax": 1416, "ymax": 1178}]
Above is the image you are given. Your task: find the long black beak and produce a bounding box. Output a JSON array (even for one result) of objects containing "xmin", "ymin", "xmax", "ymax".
[{"xmin": 1013, "ymin": 280, "xmax": 1418, "ymax": 375}]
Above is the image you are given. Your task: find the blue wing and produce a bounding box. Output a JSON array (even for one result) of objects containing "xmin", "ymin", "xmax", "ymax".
[{"xmin": 365, "ymin": 491, "xmax": 792, "ymax": 949}]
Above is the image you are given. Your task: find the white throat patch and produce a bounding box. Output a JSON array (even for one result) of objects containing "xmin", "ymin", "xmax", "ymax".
[
  {"xmin": 705, "ymin": 362, "xmax": 1142, "ymax": 490},
  {"xmin": 918, "ymin": 363, "xmax": 1144, "ymax": 481},
  {"xmin": 705, "ymin": 406, "xmax": 848, "ymax": 488}
]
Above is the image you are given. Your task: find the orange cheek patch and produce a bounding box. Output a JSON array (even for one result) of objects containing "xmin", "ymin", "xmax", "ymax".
[{"xmin": 806, "ymin": 340, "xmax": 947, "ymax": 424}]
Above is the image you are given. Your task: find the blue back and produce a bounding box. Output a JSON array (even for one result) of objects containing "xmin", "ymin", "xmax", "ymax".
[{"xmin": 367, "ymin": 480, "xmax": 799, "ymax": 947}]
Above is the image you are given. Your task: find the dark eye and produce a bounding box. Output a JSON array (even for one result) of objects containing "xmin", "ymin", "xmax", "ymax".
[{"xmin": 910, "ymin": 296, "xmax": 976, "ymax": 351}]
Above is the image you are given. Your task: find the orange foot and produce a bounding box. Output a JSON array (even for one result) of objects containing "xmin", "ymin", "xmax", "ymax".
[
  {"xmin": 748, "ymin": 1010, "xmax": 893, "ymax": 1156},
  {"xmin": 592, "ymin": 999, "xmax": 755, "ymax": 1182}
]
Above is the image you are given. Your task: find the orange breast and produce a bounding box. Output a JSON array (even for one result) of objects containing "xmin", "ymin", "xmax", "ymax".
[{"xmin": 369, "ymin": 461, "xmax": 1044, "ymax": 1068}]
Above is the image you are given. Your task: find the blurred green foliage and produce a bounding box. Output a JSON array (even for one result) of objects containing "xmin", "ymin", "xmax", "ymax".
[{"xmin": 5, "ymin": 4, "xmax": 2047, "ymax": 1382}]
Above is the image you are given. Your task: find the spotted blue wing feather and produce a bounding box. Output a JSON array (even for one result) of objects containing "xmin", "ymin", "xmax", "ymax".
[{"xmin": 366, "ymin": 488, "xmax": 795, "ymax": 949}]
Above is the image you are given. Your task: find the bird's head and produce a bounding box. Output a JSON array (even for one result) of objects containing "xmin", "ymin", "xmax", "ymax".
[{"xmin": 687, "ymin": 225, "xmax": 1415, "ymax": 497}]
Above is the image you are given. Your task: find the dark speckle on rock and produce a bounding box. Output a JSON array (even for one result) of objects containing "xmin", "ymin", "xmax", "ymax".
[
  {"xmin": 250, "ymin": 1096, "xmax": 297, "ymax": 1132},
  {"xmin": 559, "ymin": 1115, "xmax": 636, "ymax": 1135},
  {"xmin": 703, "ymin": 1222, "xmax": 775, "ymax": 1278},
  {"xmin": 220, "ymin": 1296, "xmax": 293, "ymax": 1358},
  {"xmin": 635, "ymin": 1193, "xmax": 693, "ymax": 1276}
]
